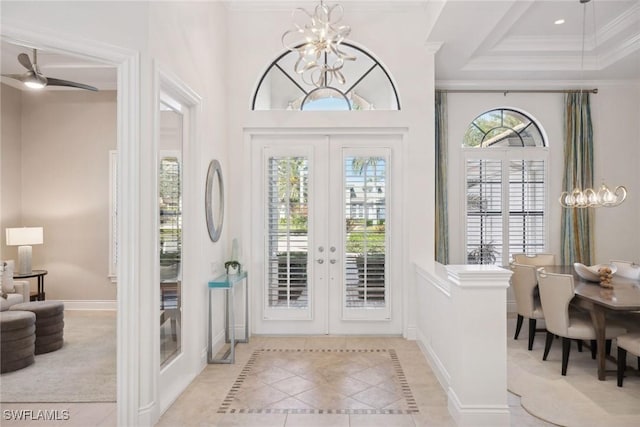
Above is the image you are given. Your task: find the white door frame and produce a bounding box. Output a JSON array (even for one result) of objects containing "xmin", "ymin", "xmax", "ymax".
[
  {"xmin": 154, "ymin": 64, "xmax": 202, "ymax": 414},
  {"xmin": 1, "ymin": 25, "xmax": 141, "ymax": 425},
  {"xmin": 247, "ymin": 128, "xmax": 405, "ymax": 336}
]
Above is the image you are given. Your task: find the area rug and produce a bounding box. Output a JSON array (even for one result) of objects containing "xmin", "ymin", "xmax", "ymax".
[
  {"xmin": 0, "ymin": 310, "xmax": 116, "ymax": 403},
  {"xmin": 508, "ymin": 332, "xmax": 640, "ymax": 427},
  {"xmin": 218, "ymin": 348, "xmax": 419, "ymax": 415}
]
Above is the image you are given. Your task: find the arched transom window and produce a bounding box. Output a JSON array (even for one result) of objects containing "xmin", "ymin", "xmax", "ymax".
[
  {"xmin": 462, "ymin": 108, "xmax": 548, "ymax": 266},
  {"xmin": 463, "ymin": 108, "xmax": 545, "ymax": 148},
  {"xmin": 252, "ymin": 42, "xmax": 400, "ymax": 111}
]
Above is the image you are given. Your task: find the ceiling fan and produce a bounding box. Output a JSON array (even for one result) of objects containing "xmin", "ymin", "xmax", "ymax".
[{"xmin": 2, "ymin": 48, "xmax": 98, "ymax": 91}]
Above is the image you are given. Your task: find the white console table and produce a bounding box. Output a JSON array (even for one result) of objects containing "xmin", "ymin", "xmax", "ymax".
[{"xmin": 207, "ymin": 271, "xmax": 249, "ymax": 364}]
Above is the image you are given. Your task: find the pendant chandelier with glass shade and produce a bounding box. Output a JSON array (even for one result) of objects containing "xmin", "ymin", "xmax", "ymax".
[
  {"xmin": 281, "ymin": 0, "xmax": 356, "ymax": 88},
  {"xmin": 559, "ymin": 0, "xmax": 627, "ymax": 209}
]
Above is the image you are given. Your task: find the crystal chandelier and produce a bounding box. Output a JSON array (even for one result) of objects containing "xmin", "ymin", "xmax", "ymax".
[
  {"xmin": 559, "ymin": 183, "xmax": 627, "ymax": 208},
  {"xmin": 282, "ymin": 1, "xmax": 355, "ymax": 88},
  {"xmin": 560, "ymin": 0, "xmax": 627, "ymax": 209}
]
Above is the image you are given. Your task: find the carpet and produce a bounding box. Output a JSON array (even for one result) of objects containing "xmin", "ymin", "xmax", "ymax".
[
  {"xmin": 0, "ymin": 310, "xmax": 116, "ymax": 403},
  {"xmin": 508, "ymin": 330, "xmax": 640, "ymax": 427},
  {"xmin": 218, "ymin": 348, "xmax": 419, "ymax": 415}
]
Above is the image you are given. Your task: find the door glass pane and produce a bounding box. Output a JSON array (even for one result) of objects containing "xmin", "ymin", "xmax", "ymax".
[
  {"xmin": 466, "ymin": 159, "xmax": 502, "ymax": 264},
  {"xmin": 344, "ymin": 157, "xmax": 386, "ymax": 307},
  {"xmin": 159, "ymin": 107, "xmax": 182, "ymax": 367},
  {"xmin": 267, "ymin": 157, "xmax": 309, "ymax": 308}
]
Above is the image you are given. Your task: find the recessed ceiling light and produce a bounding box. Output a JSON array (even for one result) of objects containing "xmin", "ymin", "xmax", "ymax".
[{"xmin": 554, "ymin": 19, "xmax": 565, "ymax": 25}]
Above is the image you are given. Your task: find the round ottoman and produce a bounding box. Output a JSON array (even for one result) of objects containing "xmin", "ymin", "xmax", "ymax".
[
  {"xmin": 10, "ymin": 301, "xmax": 64, "ymax": 354},
  {"xmin": 1, "ymin": 310, "xmax": 36, "ymax": 373}
]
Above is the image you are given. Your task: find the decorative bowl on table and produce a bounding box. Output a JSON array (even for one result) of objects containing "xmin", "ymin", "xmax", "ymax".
[{"xmin": 574, "ymin": 262, "xmax": 617, "ymax": 282}]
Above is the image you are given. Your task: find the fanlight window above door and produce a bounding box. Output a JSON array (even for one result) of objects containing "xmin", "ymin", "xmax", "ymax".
[{"xmin": 252, "ymin": 43, "xmax": 400, "ymax": 111}]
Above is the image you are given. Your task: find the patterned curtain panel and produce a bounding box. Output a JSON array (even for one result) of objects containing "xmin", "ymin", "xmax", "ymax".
[
  {"xmin": 560, "ymin": 92, "xmax": 594, "ymax": 265},
  {"xmin": 435, "ymin": 91, "xmax": 449, "ymax": 264}
]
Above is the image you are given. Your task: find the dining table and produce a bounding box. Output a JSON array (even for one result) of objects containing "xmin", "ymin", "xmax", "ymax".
[{"xmin": 542, "ymin": 265, "xmax": 640, "ymax": 380}]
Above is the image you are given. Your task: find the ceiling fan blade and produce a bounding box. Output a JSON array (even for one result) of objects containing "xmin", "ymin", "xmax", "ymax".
[
  {"xmin": 1, "ymin": 74, "xmax": 26, "ymax": 82},
  {"xmin": 17, "ymin": 53, "xmax": 34, "ymax": 71},
  {"xmin": 46, "ymin": 77, "xmax": 98, "ymax": 92}
]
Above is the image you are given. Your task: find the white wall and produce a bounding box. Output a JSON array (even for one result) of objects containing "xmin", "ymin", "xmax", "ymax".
[
  {"xmin": 147, "ymin": 0, "xmax": 229, "ymax": 418},
  {"xmin": 415, "ymin": 263, "xmax": 512, "ymax": 426}
]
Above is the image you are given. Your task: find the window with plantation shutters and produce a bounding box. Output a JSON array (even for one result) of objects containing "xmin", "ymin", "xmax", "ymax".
[
  {"xmin": 508, "ymin": 160, "xmax": 545, "ymax": 255},
  {"xmin": 344, "ymin": 156, "xmax": 387, "ymax": 308},
  {"xmin": 266, "ymin": 156, "xmax": 309, "ymax": 308},
  {"xmin": 466, "ymin": 159, "xmax": 503, "ymax": 264},
  {"xmin": 463, "ymin": 108, "xmax": 548, "ymax": 266}
]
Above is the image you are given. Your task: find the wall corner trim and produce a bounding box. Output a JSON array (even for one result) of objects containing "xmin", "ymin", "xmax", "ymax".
[{"xmin": 446, "ymin": 264, "xmax": 512, "ymax": 288}]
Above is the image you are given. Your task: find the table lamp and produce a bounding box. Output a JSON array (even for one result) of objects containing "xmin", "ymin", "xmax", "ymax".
[{"xmin": 6, "ymin": 227, "xmax": 44, "ymax": 275}]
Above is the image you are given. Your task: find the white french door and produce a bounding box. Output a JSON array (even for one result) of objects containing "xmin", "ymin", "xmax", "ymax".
[{"xmin": 251, "ymin": 133, "xmax": 402, "ymax": 335}]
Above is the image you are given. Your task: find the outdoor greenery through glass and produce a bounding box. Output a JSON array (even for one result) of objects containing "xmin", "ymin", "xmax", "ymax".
[
  {"xmin": 345, "ymin": 157, "xmax": 386, "ymax": 307},
  {"xmin": 267, "ymin": 157, "xmax": 309, "ymax": 308},
  {"xmin": 463, "ymin": 108, "xmax": 545, "ymax": 148}
]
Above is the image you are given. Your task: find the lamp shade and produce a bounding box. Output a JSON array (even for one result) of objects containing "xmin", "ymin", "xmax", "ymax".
[{"xmin": 6, "ymin": 227, "xmax": 44, "ymax": 246}]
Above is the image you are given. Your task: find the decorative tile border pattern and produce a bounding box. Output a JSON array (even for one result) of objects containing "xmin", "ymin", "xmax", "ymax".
[
  {"xmin": 389, "ymin": 349, "xmax": 419, "ymax": 413},
  {"xmin": 218, "ymin": 348, "xmax": 261, "ymax": 413},
  {"xmin": 217, "ymin": 348, "xmax": 419, "ymax": 415}
]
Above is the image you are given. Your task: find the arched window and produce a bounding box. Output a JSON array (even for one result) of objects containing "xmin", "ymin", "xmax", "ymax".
[
  {"xmin": 252, "ymin": 42, "xmax": 400, "ymax": 111},
  {"xmin": 463, "ymin": 108, "xmax": 545, "ymax": 148},
  {"xmin": 463, "ymin": 108, "xmax": 548, "ymax": 265}
]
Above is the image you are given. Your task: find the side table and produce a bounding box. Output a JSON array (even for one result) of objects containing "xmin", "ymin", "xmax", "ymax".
[
  {"xmin": 208, "ymin": 271, "xmax": 248, "ymax": 364},
  {"xmin": 14, "ymin": 270, "xmax": 48, "ymax": 301}
]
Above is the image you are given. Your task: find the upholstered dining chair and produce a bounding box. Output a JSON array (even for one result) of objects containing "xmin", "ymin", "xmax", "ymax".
[
  {"xmin": 617, "ymin": 332, "xmax": 640, "ymax": 387},
  {"xmin": 512, "ymin": 253, "xmax": 556, "ymax": 266},
  {"xmin": 537, "ymin": 269, "xmax": 627, "ymax": 376},
  {"xmin": 610, "ymin": 260, "xmax": 640, "ymax": 280},
  {"xmin": 511, "ymin": 263, "xmax": 545, "ymax": 350}
]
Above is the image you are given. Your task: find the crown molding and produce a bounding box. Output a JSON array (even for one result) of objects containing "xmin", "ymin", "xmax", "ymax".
[
  {"xmin": 598, "ymin": 1, "xmax": 640, "ymax": 45},
  {"xmin": 436, "ymin": 79, "xmax": 640, "ymax": 91},
  {"xmin": 493, "ymin": 35, "xmax": 593, "ymax": 53},
  {"xmin": 425, "ymin": 41, "xmax": 443, "ymax": 55},
  {"xmin": 462, "ymin": 55, "xmax": 599, "ymax": 72},
  {"xmin": 491, "ymin": 2, "xmax": 639, "ymax": 55},
  {"xmin": 225, "ymin": 0, "xmax": 426, "ymax": 12},
  {"xmin": 599, "ymin": 32, "xmax": 640, "ymax": 70}
]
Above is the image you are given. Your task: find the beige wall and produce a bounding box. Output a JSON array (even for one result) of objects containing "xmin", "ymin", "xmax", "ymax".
[
  {"xmin": 0, "ymin": 84, "xmax": 24, "ymax": 260},
  {"xmin": 4, "ymin": 89, "xmax": 117, "ymax": 300}
]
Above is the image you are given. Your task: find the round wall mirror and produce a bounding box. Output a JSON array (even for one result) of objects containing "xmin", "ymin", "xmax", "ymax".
[{"xmin": 205, "ymin": 159, "xmax": 224, "ymax": 242}]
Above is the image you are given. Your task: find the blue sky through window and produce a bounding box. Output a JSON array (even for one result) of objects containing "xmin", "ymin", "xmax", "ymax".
[{"xmin": 302, "ymin": 97, "xmax": 351, "ymax": 111}]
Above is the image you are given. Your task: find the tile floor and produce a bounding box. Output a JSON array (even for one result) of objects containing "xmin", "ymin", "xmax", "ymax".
[
  {"xmin": 156, "ymin": 336, "xmax": 551, "ymax": 426},
  {"xmin": 0, "ymin": 335, "xmax": 551, "ymax": 426}
]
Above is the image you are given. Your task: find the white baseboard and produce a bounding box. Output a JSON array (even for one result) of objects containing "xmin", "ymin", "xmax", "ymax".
[
  {"xmin": 199, "ymin": 347, "xmax": 208, "ymax": 369},
  {"xmin": 211, "ymin": 328, "xmax": 226, "ymax": 356},
  {"xmin": 137, "ymin": 401, "xmax": 155, "ymax": 427},
  {"xmin": 404, "ymin": 325, "xmax": 417, "ymax": 340},
  {"xmin": 416, "ymin": 328, "xmax": 451, "ymax": 390},
  {"xmin": 233, "ymin": 325, "xmax": 249, "ymax": 341},
  {"xmin": 62, "ymin": 300, "xmax": 117, "ymax": 310},
  {"xmin": 448, "ymin": 388, "xmax": 510, "ymax": 427}
]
